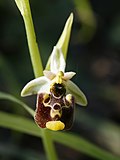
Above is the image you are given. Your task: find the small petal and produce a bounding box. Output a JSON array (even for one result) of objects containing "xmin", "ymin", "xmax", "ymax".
[
  {"xmin": 64, "ymin": 72, "xmax": 76, "ymax": 80},
  {"xmin": 65, "ymin": 80, "xmax": 87, "ymax": 106},
  {"xmin": 21, "ymin": 76, "xmax": 50, "ymax": 97},
  {"xmin": 43, "ymin": 70, "xmax": 56, "ymax": 80},
  {"xmin": 50, "ymin": 46, "xmax": 66, "ymax": 73}
]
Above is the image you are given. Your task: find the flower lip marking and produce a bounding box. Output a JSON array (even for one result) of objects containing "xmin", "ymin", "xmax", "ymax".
[{"xmin": 34, "ymin": 91, "xmax": 75, "ymax": 130}]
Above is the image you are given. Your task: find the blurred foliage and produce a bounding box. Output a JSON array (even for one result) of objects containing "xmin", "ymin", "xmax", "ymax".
[{"xmin": 0, "ymin": 0, "xmax": 120, "ymax": 159}]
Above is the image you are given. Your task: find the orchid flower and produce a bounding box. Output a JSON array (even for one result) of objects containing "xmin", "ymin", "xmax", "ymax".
[{"xmin": 21, "ymin": 46, "xmax": 87, "ymax": 131}]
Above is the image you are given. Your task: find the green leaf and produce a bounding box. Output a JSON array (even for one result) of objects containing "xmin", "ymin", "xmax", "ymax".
[
  {"xmin": 52, "ymin": 131, "xmax": 120, "ymax": 160},
  {"xmin": 0, "ymin": 92, "xmax": 34, "ymax": 117},
  {"xmin": 0, "ymin": 111, "xmax": 41, "ymax": 137},
  {"xmin": 0, "ymin": 112, "xmax": 120, "ymax": 160},
  {"xmin": 0, "ymin": 92, "xmax": 58, "ymax": 160}
]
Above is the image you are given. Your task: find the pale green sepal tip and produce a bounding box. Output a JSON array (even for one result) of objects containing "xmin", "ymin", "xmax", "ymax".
[
  {"xmin": 56, "ymin": 13, "xmax": 73, "ymax": 58},
  {"xmin": 66, "ymin": 80, "xmax": 88, "ymax": 106},
  {"xmin": 21, "ymin": 76, "xmax": 50, "ymax": 97},
  {"xmin": 45, "ymin": 13, "xmax": 73, "ymax": 70}
]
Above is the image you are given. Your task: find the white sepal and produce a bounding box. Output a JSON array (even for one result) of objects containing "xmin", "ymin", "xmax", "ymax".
[
  {"xmin": 56, "ymin": 13, "xmax": 73, "ymax": 57},
  {"xmin": 21, "ymin": 76, "xmax": 50, "ymax": 97},
  {"xmin": 65, "ymin": 80, "xmax": 87, "ymax": 106},
  {"xmin": 50, "ymin": 46, "xmax": 66, "ymax": 74}
]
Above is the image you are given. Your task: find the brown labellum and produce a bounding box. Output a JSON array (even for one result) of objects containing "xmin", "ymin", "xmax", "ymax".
[{"xmin": 34, "ymin": 83, "xmax": 75, "ymax": 130}]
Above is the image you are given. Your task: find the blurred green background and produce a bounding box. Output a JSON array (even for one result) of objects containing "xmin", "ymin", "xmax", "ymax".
[{"xmin": 0, "ymin": 0, "xmax": 120, "ymax": 159}]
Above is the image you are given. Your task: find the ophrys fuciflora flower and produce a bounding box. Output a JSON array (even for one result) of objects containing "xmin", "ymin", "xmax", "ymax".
[{"xmin": 21, "ymin": 46, "xmax": 87, "ymax": 131}]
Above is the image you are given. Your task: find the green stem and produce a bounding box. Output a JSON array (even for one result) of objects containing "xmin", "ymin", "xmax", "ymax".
[
  {"xmin": 42, "ymin": 130, "xmax": 58, "ymax": 160},
  {"xmin": 15, "ymin": 0, "xmax": 43, "ymax": 78},
  {"xmin": 23, "ymin": 14, "xmax": 43, "ymax": 78},
  {"xmin": 14, "ymin": 0, "xmax": 58, "ymax": 159}
]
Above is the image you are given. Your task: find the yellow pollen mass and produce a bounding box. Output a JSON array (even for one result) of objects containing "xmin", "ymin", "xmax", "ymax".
[{"xmin": 46, "ymin": 121, "xmax": 65, "ymax": 131}]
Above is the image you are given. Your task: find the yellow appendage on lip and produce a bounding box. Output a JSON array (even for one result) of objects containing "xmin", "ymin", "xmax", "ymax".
[{"xmin": 46, "ymin": 121, "xmax": 65, "ymax": 131}]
